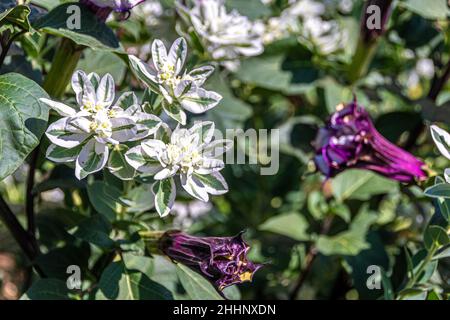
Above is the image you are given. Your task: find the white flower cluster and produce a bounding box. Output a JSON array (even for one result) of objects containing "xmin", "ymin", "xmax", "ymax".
[
  {"xmin": 42, "ymin": 38, "xmax": 231, "ymax": 217},
  {"xmin": 129, "ymin": 37, "xmax": 222, "ymax": 125},
  {"xmin": 257, "ymin": 0, "xmax": 347, "ymax": 55},
  {"xmin": 176, "ymin": 0, "xmax": 264, "ymax": 71}
]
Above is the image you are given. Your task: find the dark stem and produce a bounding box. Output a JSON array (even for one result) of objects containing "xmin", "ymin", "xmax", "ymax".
[
  {"xmin": 289, "ymin": 216, "xmax": 334, "ymax": 300},
  {"xmin": 0, "ymin": 195, "xmax": 45, "ymax": 277},
  {"xmin": 0, "ymin": 31, "xmax": 26, "ymax": 67},
  {"xmin": 428, "ymin": 60, "xmax": 450, "ymax": 102},
  {"xmin": 25, "ymin": 146, "xmax": 40, "ymax": 242}
]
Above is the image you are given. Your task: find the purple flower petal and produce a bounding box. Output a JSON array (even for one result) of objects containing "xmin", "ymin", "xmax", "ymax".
[
  {"xmin": 159, "ymin": 231, "xmax": 262, "ymax": 290},
  {"xmin": 313, "ymin": 101, "xmax": 428, "ymax": 183}
]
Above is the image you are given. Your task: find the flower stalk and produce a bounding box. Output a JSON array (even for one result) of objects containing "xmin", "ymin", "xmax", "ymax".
[
  {"xmin": 43, "ymin": 38, "xmax": 83, "ymax": 98},
  {"xmin": 348, "ymin": 0, "xmax": 393, "ymax": 83}
]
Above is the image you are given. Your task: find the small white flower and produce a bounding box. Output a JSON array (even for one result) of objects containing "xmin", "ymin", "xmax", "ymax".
[
  {"xmin": 416, "ymin": 58, "xmax": 434, "ymax": 79},
  {"xmin": 125, "ymin": 121, "xmax": 232, "ymax": 216},
  {"xmin": 256, "ymin": 0, "xmax": 346, "ymax": 54},
  {"xmin": 134, "ymin": 0, "xmax": 164, "ymax": 25},
  {"xmin": 41, "ymin": 71, "xmax": 142, "ymax": 180},
  {"xmin": 176, "ymin": 0, "xmax": 264, "ymax": 70},
  {"xmin": 129, "ymin": 37, "xmax": 222, "ymax": 125}
]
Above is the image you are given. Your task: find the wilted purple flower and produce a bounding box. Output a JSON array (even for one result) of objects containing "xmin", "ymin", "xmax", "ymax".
[
  {"xmin": 313, "ymin": 101, "xmax": 428, "ymax": 183},
  {"xmin": 159, "ymin": 230, "xmax": 262, "ymax": 290}
]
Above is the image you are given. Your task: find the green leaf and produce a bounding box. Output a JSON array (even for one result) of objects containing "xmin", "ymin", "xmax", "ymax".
[
  {"xmin": 176, "ymin": 263, "xmax": 223, "ymax": 300},
  {"xmin": 21, "ymin": 279, "xmax": 70, "ymax": 300},
  {"xmin": 122, "ymin": 183, "xmax": 155, "ymax": 214},
  {"xmin": 225, "ymin": 0, "xmax": 271, "ymax": 19},
  {"xmin": 87, "ymin": 181, "xmax": 123, "ymax": 221},
  {"xmin": 0, "ymin": 4, "xmax": 31, "ymax": 30},
  {"xmin": 424, "ymin": 225, "xmax": 450, "ymax": 250},
  {"xmin": 108, "ymin": 144, "xmax": 136, "ymax": 180},
  {"xmin": 77, "ymin": 49, "xmax": 126, "ymax": 81},
  {"xmin": 432, "ymin": 245, "xmax": 450, "ymax": 260},
  {"xmin": 235, "ymin": 55, "xmax": 292, "ymax": 92},
  {"xmin": 316, "ymin": 210, "xmax": 377, "ymax": 256},
  {"xmin": 205, "ymin": 74, "xmax": 252, "ymax": 132},
  {"xmin": 96, "ymin": 261, "xmax": 173, "ymax": 300},
  {"xmin": 331, "ymin": 169, "xmax": 398, "ymax": 202},
  {"xmin": 424, "ymin": 183, "xmax": 450, "ymax": 199},
  {"xmin": 259, "ymin": 212, "xmax": 310, "ymax": 241},
  {"xmin": 222, "ymin": 285, "xmax": 241, "ymax": 300},
  {"xmin": 35, "ymin": 245, "xmax": 89, "ymax": 280},
  {"xmin": 403, "ymin": 0, "xmax": 450, "ymax": 20},
  {"xmin": 33, "ymin": 3, "xmax": 120, "ymax": 51},
  {"xmin": 398, "ymin": 288, "xmax": 428, "ymax": 300},
  {"xmin": 0, "ymin": 73, "xmax": 49, "ymax": 180},
  {"xmin": 72, "ymin": 214, "xmax": 116, "ymax": 249}
]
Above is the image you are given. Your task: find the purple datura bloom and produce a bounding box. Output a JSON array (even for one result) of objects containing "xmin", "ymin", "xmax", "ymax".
[
  {"xmin": 84, "ymin": 0, "xmax": 145, "ymax": 12},
  {"xmin": 313, "ymin": 101, "xmax": 428, "ymax": 183},
  {"xmin": 159, "ymin": 230, "xmax": 262, "ymax": 290},
  {"xmin": 79, "ymin": 0, "xmax": 145, "ymax": 20}
]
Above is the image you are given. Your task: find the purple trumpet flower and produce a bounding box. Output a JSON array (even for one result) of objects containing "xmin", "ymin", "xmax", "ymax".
[
  {"xmin": 159, "ymin": 230, "xmax": 262, "ymax": 290},
  {"xmin": 80, "ymin": 0, "xmax": 145, "ymax": 20},
  {"xmin": 313, "ymin": 101, "xmax": 428, "ymax": 183}
]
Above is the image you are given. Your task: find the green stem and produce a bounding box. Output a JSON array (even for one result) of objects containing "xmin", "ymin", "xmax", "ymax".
[
  {"xmin": 347, "ymin": 38, "xmax": 379, "ymax": 84},
  {"xmin": 139, "ymin": 230, "xmax": 165, "ymax": 254},
  {"xmin": 405, "ymin": 244, "xmax": 438, "ymax": 289},
  {"xmin": 43, "ymin": 38, "xmax": 83, "ymax": 98},
  {"xmin": 0, "ymin": 195, "xmax": 45, "ymax": 277}
]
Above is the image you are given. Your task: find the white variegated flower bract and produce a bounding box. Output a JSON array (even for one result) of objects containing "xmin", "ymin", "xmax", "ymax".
[
  {"xmin": 42, "ymin": 70, "xmax": 161, "ymax": 180},
  {"xmin": 125, "ymin": 121, "xmax": 232, "ymax": 216},
  {"xmin": 176, "ymin": 0, "xmax": 264, "ymax": 70},
  {"xmin": 129, "ymin": 37, "xmax": 222, "ymax": 125}
]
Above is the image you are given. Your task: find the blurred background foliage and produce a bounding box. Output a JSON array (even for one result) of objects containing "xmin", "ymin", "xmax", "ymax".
[{"xmin": 0, "ymin": 0, "xmax": 449, "ymax": 300}]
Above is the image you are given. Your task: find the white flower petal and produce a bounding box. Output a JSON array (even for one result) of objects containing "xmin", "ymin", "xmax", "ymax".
[
  {"xmin": 128, "ymin": 55, "xmax": 160, "ymax": 92},
  {"xmin": 195, "ymin": 158, "xmax": 224, "ymax": 174},
  {"xmin": 96, "ymin": 73, "xmax": 115, "ymax": 107},
  {"xmin": 125, "ymin": 145, "xmax": 162, "ymax": 174},
  {"xmin": 75, "ymin": 140, "xmax": 108, "ymax": 180},
  {"xmin": 189, "ymin": 121, "xmax": 215, "ymax": 143},
  {"xmin": 71, "ymin": 70, "xmax": 88, "ymax": 105},
  {"xmin": 445, "ymin": 168, "xmax": 450, "ymax": 183},
  {"xmin": 431, "ymin": 125, "xmax": 450, "ymax": 160},
  {"xmin": 46, "ymin": 117, "xmax": 89, "ymax": 148},
  {"xmin": 141, "ymin": 139, "xmax": 166, "ymax": 158},
  {"xmin": 110, "ymin": 117, "xmax": 137, "ymax": 142},
  {"xmin": 46, "ymin": 143, "xmax": 80, "ymax": 163},
  {"xmin": 195, "ymin": 172, "xmax": 228, "ymax": 195},
  {"xmin": 168, "ymin": 37, "xmax": 187, "ymax": 75},
  {"xmin": 202, "ymin": 139, "xmax": 233, "ymax": 157},
  {"xmin": 153, "ymin": 178, "xmax": 176, "ymax": 217},
  {"xmin": 151, "ymin": 39, "xmax": 168, "ymax": 72},
  {"xmin": 180, "ymin": 88, "xmax": 222, "ymax": 114},
  {"xmin": 40, "ymin": 98, "xmax": 77, "ymax": 117},
  {"xmin": 154, "ymin": 167, "xmax": 178, "ymax": 180},
  {"xmin": 181, "ymin": 174, "xmax": 209, "ymax": 202},
  {"xmin": 188, "ymin": 65, "xmax": 214, "ymax": 86}
]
